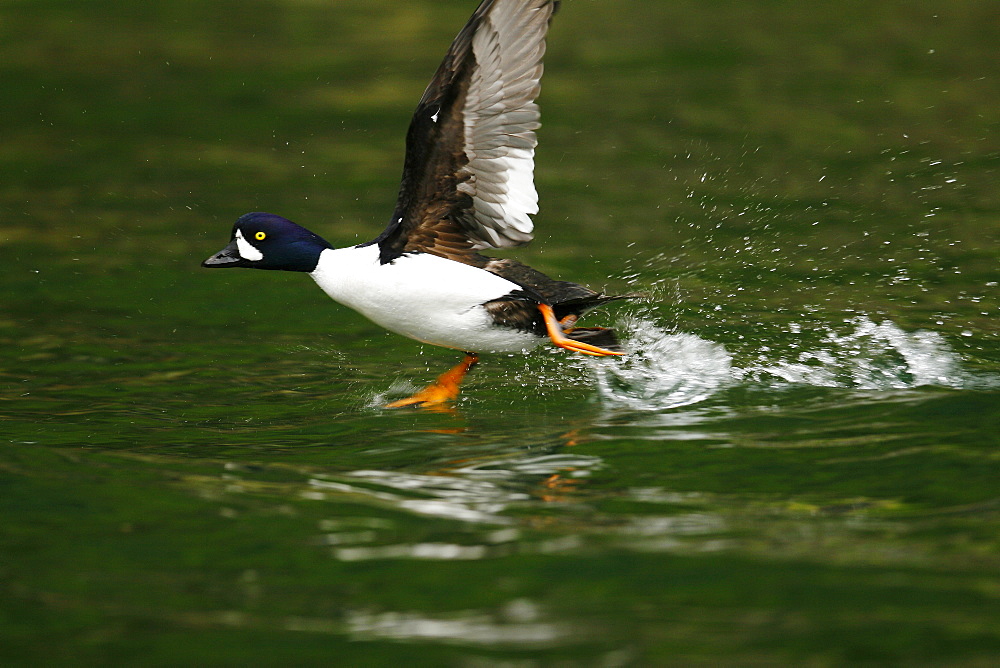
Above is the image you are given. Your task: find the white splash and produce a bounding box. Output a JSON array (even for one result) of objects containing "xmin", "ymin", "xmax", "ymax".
[
  {"xmin": 590, "ymin": 314, "xmax": 968, "ymax": 412},
  {"xmin": 590, "ymin": 317, "xmax": 733, "ymax": 411},
  {"xmin": 744, "ymin": 316, "xmax": 964, "ymax": 390}
]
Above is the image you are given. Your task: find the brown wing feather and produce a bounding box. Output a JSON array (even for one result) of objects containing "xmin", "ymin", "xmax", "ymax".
[{"xmin": 371, "ymin": 0, "xmax": 559, "ymax": 265}]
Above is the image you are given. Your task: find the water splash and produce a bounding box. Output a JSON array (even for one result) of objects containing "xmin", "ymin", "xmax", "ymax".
[
  {"xmin": 591, "ymin": 314, "xmax": 968, "ymax": 412},
  {"xmin": 743, "ymin": 316, "xmax": 965, "ymax": 390},
  {"xmin": 590, "ymin": 317, "xmax": 733, "ymax": 411}
]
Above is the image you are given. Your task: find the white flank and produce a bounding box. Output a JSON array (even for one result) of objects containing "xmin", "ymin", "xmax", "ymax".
[
  {"xmin": 310, "ymin": 245, "xmax": 541, "ymax": 353},
  {"xmin": 234, "ymin": 229, "xmax": 263, "ymax": 261}
]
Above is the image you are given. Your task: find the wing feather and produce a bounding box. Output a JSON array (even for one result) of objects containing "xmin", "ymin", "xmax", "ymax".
[{"xmin": 370, "ymin": 0, "xmax": 559, "ymax": 264}]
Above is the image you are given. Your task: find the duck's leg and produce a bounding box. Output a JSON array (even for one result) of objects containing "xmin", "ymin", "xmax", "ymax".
[
  {"xmin": 559, "ymin": 314, "xmax": 579, "ymax": 330},
  {"xmin": 538, "ymin": 304, "xmax": 625, "ymax": 357},
  {"xmin": 385, "ymin": 353, "xmax": 479, "ymax": 408}
]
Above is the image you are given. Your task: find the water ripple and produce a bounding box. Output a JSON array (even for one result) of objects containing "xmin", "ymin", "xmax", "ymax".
[{"xmin": 346, "ymin": 599, "xmax": 572, "ymax": 647}]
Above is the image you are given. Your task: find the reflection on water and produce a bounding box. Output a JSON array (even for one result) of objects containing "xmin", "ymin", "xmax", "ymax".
[
  {"xmin": 346, "ymin": 600, "xmax": 571, "ymax": 647},
  {"xmin": 175, "ymin": 436, "xmax": 975, "ymax": 596},
  {"xmin": 308, "ymin": 453, "xmax": 603, "ymax": 527},
  {"xmin": 167, "ymin": 601, "xmax": 578, "ymax": 651},
  {"xmin": 308, "ymin": 472, "xmax": 518, "ymax": 524},
  {"xmin": 303, "ymin": 453, "xmax": 603, "ymax": 561}
]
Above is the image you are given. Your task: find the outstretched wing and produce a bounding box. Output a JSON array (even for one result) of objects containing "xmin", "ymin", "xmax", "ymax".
[{"xmin": 370, "ymin": 0, "xmax": 558, "ymax": 264}]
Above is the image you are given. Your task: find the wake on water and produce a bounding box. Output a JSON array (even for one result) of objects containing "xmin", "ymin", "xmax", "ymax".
[{"xmin": 591, "ymin": 314, "xmax": 972, "ymax": 412}]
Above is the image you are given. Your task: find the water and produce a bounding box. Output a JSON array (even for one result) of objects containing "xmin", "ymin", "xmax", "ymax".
[{"xmin": 3, "ymin": 0, "xmax": 999, "ymax": 665}]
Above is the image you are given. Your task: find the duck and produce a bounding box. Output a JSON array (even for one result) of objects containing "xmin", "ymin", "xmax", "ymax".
[{"xmin": 203, "ymin": 0, "xmax": 630, "ymax": 408}]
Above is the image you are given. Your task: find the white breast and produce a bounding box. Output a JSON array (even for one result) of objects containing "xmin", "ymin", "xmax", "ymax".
[{"xmin": 309, "ymin": 245, "xmax": 540, "ymax": 353}]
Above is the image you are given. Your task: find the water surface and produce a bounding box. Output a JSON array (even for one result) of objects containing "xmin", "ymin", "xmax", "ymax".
[{"xmin": 3, "ymin": 1, "xmax": 999, "ymax": 665}]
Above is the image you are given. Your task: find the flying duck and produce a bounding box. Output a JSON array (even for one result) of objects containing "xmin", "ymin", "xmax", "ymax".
[{"xmin": 203, "ymin": 0, "xmax": 629, "ymax": 408}]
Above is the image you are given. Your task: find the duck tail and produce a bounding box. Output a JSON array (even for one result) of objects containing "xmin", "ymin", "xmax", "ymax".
[{"xmin": 552, "ymin": 291, "xmax": 643, "ymax": 321}]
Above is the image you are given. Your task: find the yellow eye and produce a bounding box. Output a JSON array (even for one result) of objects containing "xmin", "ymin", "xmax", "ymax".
[{"xmin": 254, "ymin": 231, "xmax": 266, "ymax": 241}]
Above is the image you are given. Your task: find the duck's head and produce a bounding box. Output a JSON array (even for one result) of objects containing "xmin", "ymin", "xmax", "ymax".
[{"xmin": 202, "ymin": 212, "xmax": 333, "ymax": 272}]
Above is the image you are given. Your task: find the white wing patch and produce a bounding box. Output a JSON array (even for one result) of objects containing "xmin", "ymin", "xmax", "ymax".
[
  {"xmin": 235, "ymin": 229, "xmax": 263, "ymax": 261},
  {"xmin": 456, "ymin": 1, "xmax": 551, "ymax": 249}
]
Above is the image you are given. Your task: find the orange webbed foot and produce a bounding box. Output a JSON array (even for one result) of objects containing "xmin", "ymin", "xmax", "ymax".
[
  {"xmin": 538, "ymin": 304, "xmax": 625, "ymax": 357},
  {"xmin": 385, "ymin": 353, "xmax": 479, "ymax": 409}
]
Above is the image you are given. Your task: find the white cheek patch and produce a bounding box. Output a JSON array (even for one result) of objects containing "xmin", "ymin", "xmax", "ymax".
[{"xmin": 235, "ymin": 229, "xmax": 263, "ymax": 261}]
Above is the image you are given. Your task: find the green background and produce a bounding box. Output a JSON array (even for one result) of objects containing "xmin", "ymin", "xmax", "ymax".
[{"xmin": 2, "ymin": 1, "xmax": 998, "ymax": 665}]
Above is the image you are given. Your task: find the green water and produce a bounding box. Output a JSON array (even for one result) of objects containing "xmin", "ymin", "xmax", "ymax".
[{"xmin": 3, "ymin": 0, "xmax": 999, "ymax": 665}]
